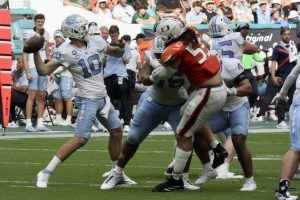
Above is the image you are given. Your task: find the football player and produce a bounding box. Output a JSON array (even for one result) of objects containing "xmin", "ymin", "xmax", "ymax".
[
  {"xmin": 197, "ymin": 57, "xmax": 257, "ymax": 191},
  {"xmin": 199, "ymin": 16, "xmax": 258, "ymax": 181},
  {"xmin": 271, "ymin": 50, "xmax": 300, "ymax": 200},
  {"xmin": 150, "ymin": 17, "xmax": 228, "ymax": 192},
  {"xmin": 34, "ymin": 14, "xmax": 133, "ymax": 188},
  {"xmin": 101, "ymin": 37, "xmax": 199, "ymax": 190}
]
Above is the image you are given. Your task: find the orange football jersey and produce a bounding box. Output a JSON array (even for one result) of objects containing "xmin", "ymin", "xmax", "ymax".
[{"xmin": 161, "ymin": 40, "xmax": 220, "ymax": 85}]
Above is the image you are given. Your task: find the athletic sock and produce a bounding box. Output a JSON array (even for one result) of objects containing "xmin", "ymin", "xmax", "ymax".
[
  {"xmin": 45, "ymin": 156, "xmax": 61, "ymax": 173},
  {"xmin": 26, "ymin": 119, "xmax": 32, "ymax": 127},
  {"xmin": 172, "ymin": 147, "xmax": 192, "ymax": 180},
  {"xmin": 37, "ymin": 118, "xmax": 44, "ymax": 127},
  {"xmin": 114, "ymin": 165, "xmax": 123, "ymax": 174}
]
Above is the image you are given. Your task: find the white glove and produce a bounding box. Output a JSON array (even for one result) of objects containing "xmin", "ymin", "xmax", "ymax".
[
  {"xmin": 149, "ymin": 67, "xmax": 163, "ymax": 83},
  {"xmin": 271, "ymin": 92, "xmax": 287, "ymax": 105},
  {"xmin": 226, "ymin": 87, "xmax": 237, "ymax": 96},
  {"xmin": 150, "ymin": 59, "xmax": 161, "ymax": 69},
  {"xmin": 178, "ymin": 87, "xmax": 188, "ymax": 100}
]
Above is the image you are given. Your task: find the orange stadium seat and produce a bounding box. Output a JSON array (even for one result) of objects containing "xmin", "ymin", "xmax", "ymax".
[
  {"xmin": 0, "ymin": 56, "xmax": 12, "ymax": 70},
  {"xmin": 0, "ymin": 41, "xmax": 12, "ymax": 55},
  {"xmin": 0, "ymin": 26, "xmax": 11, "ymax": 41},
  {"xmin": 0, "ymin": 9, "xmax": 11, "ymax": 26}
]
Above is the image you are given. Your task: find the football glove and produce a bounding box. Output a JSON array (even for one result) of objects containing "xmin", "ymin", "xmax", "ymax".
[
  {"xmin": 226, "ymin": 87, "xmax": 237, "ymax": 96},
  {"xmin": 271, "ymin": 92, "xmax": 287, "ymax": 105}
]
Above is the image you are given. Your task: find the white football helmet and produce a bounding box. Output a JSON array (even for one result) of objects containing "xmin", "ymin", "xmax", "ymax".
[
  {"xmin": 61, "ymin": 14, "xmax": 89, "ymax": 41},
  {"xmin": 154, "ymin": 17, "xmax": 187, "ymax": 44},
  {"xmin": 151, "ymin": 36, "xmax": 165, "ymax": 61},
  {"xmin": 208, "ymin": 16, "xmax": 232, "ymax": 38}
]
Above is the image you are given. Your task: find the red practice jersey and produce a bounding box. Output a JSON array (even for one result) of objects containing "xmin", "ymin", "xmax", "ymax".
[{"xmin": 161, "ymin": 38, "xmax": 220, "ymax": 86}]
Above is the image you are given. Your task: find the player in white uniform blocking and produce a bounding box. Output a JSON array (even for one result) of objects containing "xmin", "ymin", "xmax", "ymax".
[
  {"xmin": 199, "ymin": 15, "xmax": 258, "ymax": 181},
  {"xmin": 206, "ymin": 58, "xmax": 256, "ymax": 191},
  {"xmin": 34, "ymin": 14, "xmax": 134, "ymax": 188},
  {"xmin": 101, "ymin": 37, "xmax": 199, "ymax": 190},
  {"xmin": 271, "ymin": 45, "xmax": 300, "ymax": 200}
]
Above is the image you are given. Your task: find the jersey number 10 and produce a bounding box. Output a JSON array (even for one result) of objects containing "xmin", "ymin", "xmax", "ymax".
[{"xmin": 78, "ymin": 54, "xmax": 102, "ymax": 79}]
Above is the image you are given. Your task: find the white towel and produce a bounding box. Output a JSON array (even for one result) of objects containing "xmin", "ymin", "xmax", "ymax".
[{"xmin": 99, "ymin": 96, "xmax": 111, "ymax": 119}]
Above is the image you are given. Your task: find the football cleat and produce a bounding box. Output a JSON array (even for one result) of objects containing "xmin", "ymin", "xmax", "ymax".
[
  {"xmin": 240, "ymin": 179, "xmax": 257, "ymax": 191},
  {"xmin": 100, "ymin": 170, "xmax": 123, "ymax": 190},
  {"xmin": 216, "ymin": 163, "xmax": 243, "ymax": 180},
  {"xmin": 195, "ymin": 168, "xmax": 217, "ymax": 185},
  {"xmin": 102, "ymin": 169, "xmax": 112, "ymax": 178},
  {"xmin": 122, "ymin": 173, "xmax": 137, "ymax": 185},
  {"xmin": 152, "ymin": 176, "xmax": 184, "ymax": 192},
  {"xmin": 182, "ymin": 174, "xmax": 199, "ymax": 190},
  {"xmin": 36, "ymin": 170, "xmax": 51, "ymax": 188},
  {"xmin": 275, "ymin": 191, "xmax": 298, "ymax": 200}
]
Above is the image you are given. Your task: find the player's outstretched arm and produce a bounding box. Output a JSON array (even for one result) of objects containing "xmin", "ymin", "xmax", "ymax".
[
  {"xmin": 106, "ymin": 39, "xmax": 126, "ymax": 58},
  {"xmin": 272, "ymin": 61, "xmax": 300, "ymax": 106},
  {"xmin": 33, "ymin": 52, "xmax": 61, "ymax": 76}
]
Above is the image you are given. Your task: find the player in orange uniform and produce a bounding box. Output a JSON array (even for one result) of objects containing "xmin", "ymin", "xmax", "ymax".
[{"xmin": 150, "ymin": 17, "xmax": 228, "ymax": 192}]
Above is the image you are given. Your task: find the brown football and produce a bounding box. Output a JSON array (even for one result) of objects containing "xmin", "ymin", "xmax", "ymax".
[{"xmin": 23, "ymin": 35, "xmax": 45, "ymax": 53}]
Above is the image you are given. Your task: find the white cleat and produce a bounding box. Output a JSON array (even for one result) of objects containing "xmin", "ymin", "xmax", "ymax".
[
  {"xmin": 215, "ymin": 163, "xmax": 243, "ymax": 180},
  {"xmin": 240, "ymin": 179, "xmax": 257, "ymax": 191},
  {"xmin": 100, "ymin": 170, "xmax": 123, "ymax": 190},
  {"xmin": 195, "ymin": 169, "xmax": 217, "ymax": 185},
  {"xmin": 122, "ymin": 173, "xmax": 137, "ymax": 185},
  {"xmin": 36, "ymin": 170, "xmax": 50, "ymax": 188},
  {"xmin": 182, "ymin": 174, "xmax": 200, "ymax": 190},
  {"xmin": 216, "ymin": 171, "xmax": 244, "ymax": 180},
  {"xmin": 102, "ymin": 170, "xmax": 112, "ymax": 178}
]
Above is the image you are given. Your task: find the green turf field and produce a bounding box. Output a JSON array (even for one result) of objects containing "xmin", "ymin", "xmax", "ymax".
[{"xmin": 0, "ymin": 132, "xmax": 297, "ymax": 200}]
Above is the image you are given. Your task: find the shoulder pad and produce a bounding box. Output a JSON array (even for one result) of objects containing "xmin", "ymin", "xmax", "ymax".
[
  {"xmin": 161, "ymin": 41, "xmax": 185, "ymax": 65},
  {"xmin": 227, "ymin": 32, "xmax": 243, "ymax": 40}
]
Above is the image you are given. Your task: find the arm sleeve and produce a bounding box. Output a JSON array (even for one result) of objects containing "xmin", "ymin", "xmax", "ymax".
[{"xmin": 253, "ymin": 53, "xmax": 265, "ymax": 62}]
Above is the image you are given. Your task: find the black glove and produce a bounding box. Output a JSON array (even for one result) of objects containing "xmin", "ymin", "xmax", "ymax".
[{"xmin": 212, "ymin": 143, "xmax": 228, "ymax": 169}]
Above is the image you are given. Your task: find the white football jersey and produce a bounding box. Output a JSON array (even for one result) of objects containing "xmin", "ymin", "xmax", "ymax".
[
  {"xmin": 52, "ymin": 36, "xmax": 108, "ymax": 99},
  {"xmin": 221, "ymin": 58, "xmax": 248, "ymax": 112},
  {"xmin": 151, "ymin": 71, "xmax": 189, "ymax": 106},
  {"xmin": 210, "ymin": 32, "xmax": 244, "ymax": 61},
  {"xmin": 23, "ymin": 29, "xmax": 50, "ymax": 69}
]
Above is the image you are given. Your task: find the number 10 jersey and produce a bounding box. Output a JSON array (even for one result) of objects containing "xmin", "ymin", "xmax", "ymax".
[{"xmin": 52, "ymin": 36, "xmax": 108, "ymax": 99}]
